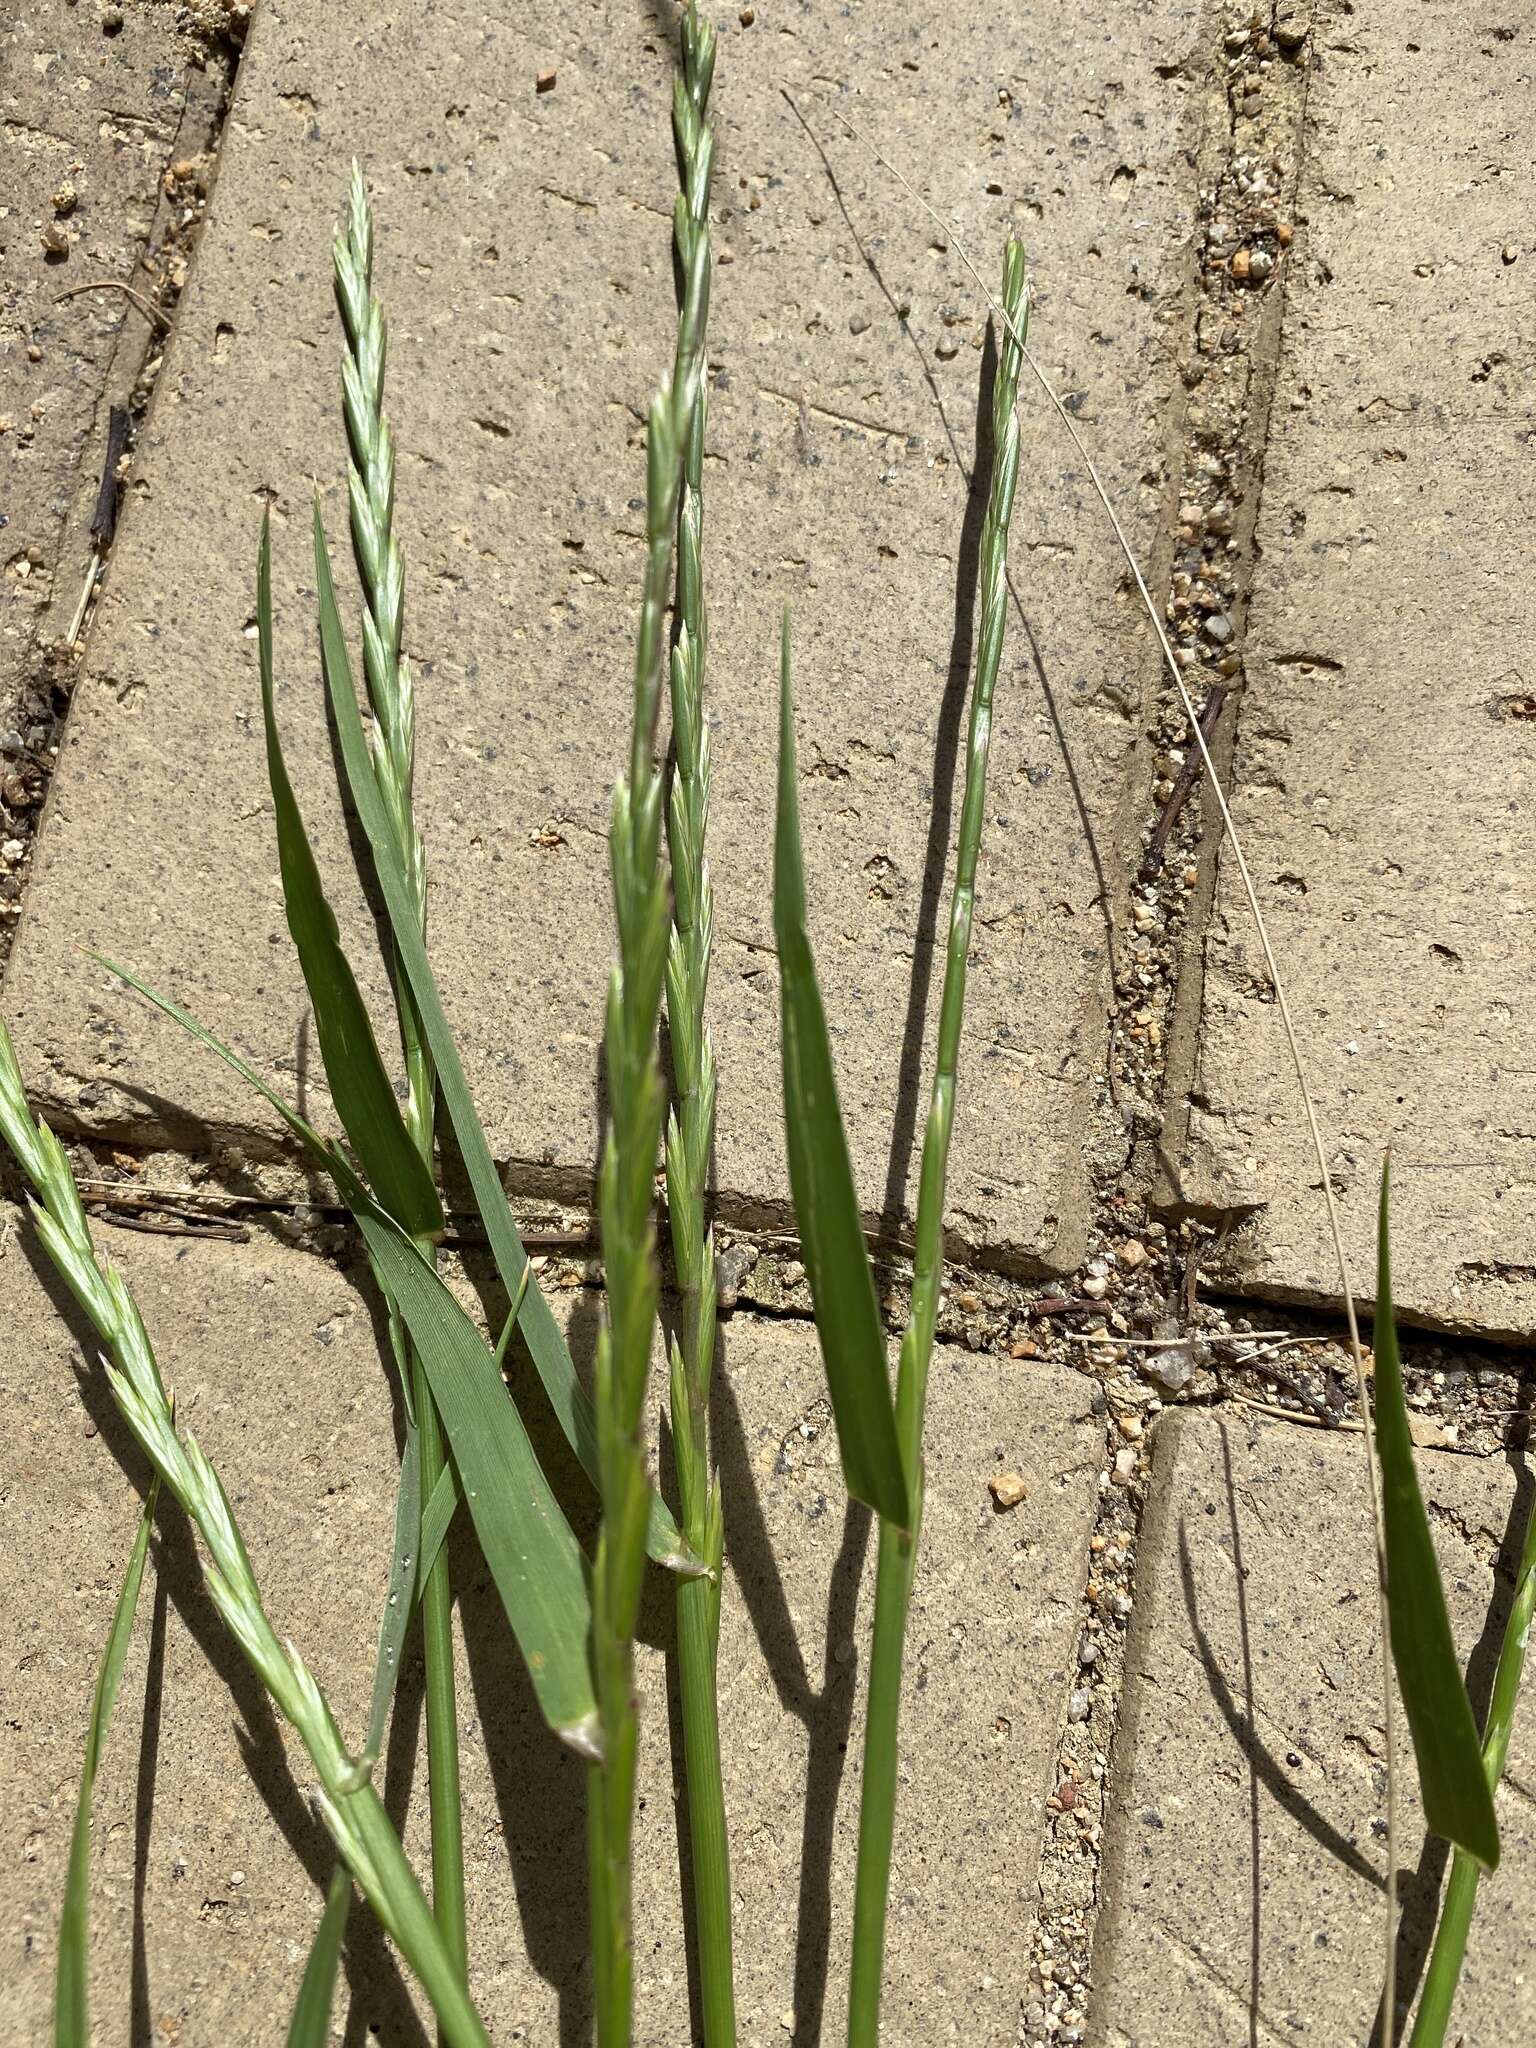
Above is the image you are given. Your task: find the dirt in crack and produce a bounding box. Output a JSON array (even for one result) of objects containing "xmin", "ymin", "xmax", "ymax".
[
  {"xmin": 0, "ymin": 2, "xmax": 249, "ymax": 966},
  {"xmin": 1022, "ymin": 7, "xmax": 1325, "ymax": 2042},
  {"xmin": 1103, "ymin": 0, "xmax": 1320, "ymax": 1202}
]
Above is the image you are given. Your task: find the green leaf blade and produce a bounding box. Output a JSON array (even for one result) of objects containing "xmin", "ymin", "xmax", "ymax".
[
  {"xmin": 285, "ymin": 1866, "xmax": 352, "ymax": 2048},
  {"xmin": 1375, "ymin": 1161, "xmax": 1500, "ymax": 1869},
  {"xmin": 256, "ymin": 515, "xmax": 442, "ymax": 1244},
  {"xmin": 55, "ymin": 1470, "xmax": 159, "ymax": 2048},
  {"xmin": 98, "ymin": 960, "xmax": 598, "ymax": 1750},
  {"xmin": 309, "ymin": 502, "xmax": 694, "ymax": 1577},
  {"xmin": 772, "ymin": 613, "xmax": 910, "ymax": 1532},
  {"xmin": 353, "ymin": 1209, "xmax": 601, "ymax": 1753}
]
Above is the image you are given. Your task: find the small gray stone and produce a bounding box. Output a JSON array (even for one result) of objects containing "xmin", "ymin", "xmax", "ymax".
[
  {"xmin": 714, "ymin": 1241, "xmax": 759, "ymax": 1310},
  {"xmin": 1142, "ymin": 1344, "xmax": 1196, "ymax": 1394}
]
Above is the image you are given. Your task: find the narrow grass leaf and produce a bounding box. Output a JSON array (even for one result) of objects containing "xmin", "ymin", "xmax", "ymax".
[
  {"xmin": 285, "ymin": 1865, "xmax": 352, "ymax": 2048},
  {"xmin": 311, "ymin": 504, "xmax": 694, "ymax": 1576},
  {"xmin": 99, "ymin": 958, "xmax": 599, "ymax": 1749},
  {"xmin": 1409, "ymin": 1473, "xmax": 1536, "ymax": 2047},
  {"xmin": 1375, "ymin": 1160, "xmax": 1499, "ymax": 1868},
  {"xmin": 772, "ymin": 613, "xmax": 909, "ymax": 1531},
  {"xmin": 256, "ymin": 515, "xmax": 441, "ymax": 1244},
  {"xmin": 55, "ymin": 1469, "xmax": 160, "ymax": 2048},
  {"xmin": 350, "ymin": 1206, "xmax": 600, "ymax": 1752}
]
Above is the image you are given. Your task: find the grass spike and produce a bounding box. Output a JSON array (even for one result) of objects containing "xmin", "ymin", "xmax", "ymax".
[
  {"xmin": 333, "ymin": 165, "xmax": 465, "ymax": 1989},
  {"xmin": 589, "ymin": 16, "xmax": 716, "ymax": 2033},
  {"xmin": 659, "ymin": 11, "xmax": 735, "ymax": 2041}
]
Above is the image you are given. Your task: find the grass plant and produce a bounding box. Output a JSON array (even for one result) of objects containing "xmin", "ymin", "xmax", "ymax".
[
  {"xmin": 6, "ymin": 25, "xmax": 1531, "ymax": 2048},
  {"xmin": 587, "ymin": 11, "xmax": 714, "ymax": 2036},
  {"xmin": 657, "ymin": 11, "xmax": 737, "ymax": 2042},
  {"xmin": 334, "ymin": 160, "xmax": 468, "ymax": 1995},
  {"xmin": 827, "ymin": 109, "xmax": 1531, "ymax": 2041},
  {"xmin": 0, "ymin": 1024, "xmax": 494, "ymax": 2048},
  {"xmin": 773, "ymin": 236, "xmax": 1028, "ymax": 2044}
]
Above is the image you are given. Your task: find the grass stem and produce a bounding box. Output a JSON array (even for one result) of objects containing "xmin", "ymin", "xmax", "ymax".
[
  {"xmin": 659, "ymin": 12, "xmax": 734, "ymax": 2042},
  {"xmin": 845, "ymin": 237, "xmax": 1027, "ymax": 2047},
  {"xmin": 589, "ymin": 31, "xmax": 714, "ymax": 2031}
]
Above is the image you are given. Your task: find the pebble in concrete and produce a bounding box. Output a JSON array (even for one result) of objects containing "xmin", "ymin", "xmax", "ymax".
[
  {"xmin": 0, "ymin": 1208, "xmax": 1101, "ymax": 2040},
  {"xmin": 3, "ymin": 0, "xmax": 1208, "ymax": 1274},
  {"xmin": 1091, "ymin": 1411, "xmax": 1535, "ymax": 2045},
  {"xmin": 1165, "ymin": 5, "xmax": 1536, "ymax": 1336}
]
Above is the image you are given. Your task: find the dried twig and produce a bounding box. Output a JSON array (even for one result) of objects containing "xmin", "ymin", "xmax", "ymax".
[
  {"xmin": 1143, "ymin": 683, "xmax": 1229, "ymax": 875},
  {"xmin": 55, "ymin": 279, "xmax": 171, "ymax": 332}
]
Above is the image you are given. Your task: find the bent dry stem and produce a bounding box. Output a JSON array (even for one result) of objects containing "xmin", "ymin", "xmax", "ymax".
[
  {"xmin": 847, "ymin": 237, "xmax": 1028, "ymax": 2048},
  {"xmin": 658, "ymin": 9, "xmax": 735, "ymax": 2044}
]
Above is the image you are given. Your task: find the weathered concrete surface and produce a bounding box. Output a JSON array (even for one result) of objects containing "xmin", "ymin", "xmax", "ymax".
[
  {"xmin": 0, "ymin": 2, "xmax": 225, "ymax": 886},
  {"xmin": 1162, "ymin": 3, "xmax": 1536, "ymax": 1335},
  {"xmin": 0, "ymin": 1206, "xmax": 1100, "ymax": 2042},
  {"xmin": 1089, "ymin": 1411, "xmax": 1536, "ymax": 2047},
  {"xmin": 3, "ymin": 0, "xmax": 1212, "ymax": 1272}
]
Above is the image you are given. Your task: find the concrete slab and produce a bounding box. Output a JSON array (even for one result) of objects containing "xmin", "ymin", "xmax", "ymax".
[
  {"xmin": 1089, "ymin": 1410, "xmax": 1536, "ymax": 2047},
  {"xmin": 1163, "ymin": 3, "xmax": 1536, "ymax": 1334},
  {"xmin": 2, "ymin": 0, "xmax": 1211, "ymax": 1272},
  {"xmin": 0, "ymin": 1204, "xmax": 1101, "ymax": 2042}
]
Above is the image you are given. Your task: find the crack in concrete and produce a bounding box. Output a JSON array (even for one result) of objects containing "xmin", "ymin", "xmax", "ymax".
[{"xmin": 1027, "ymin": 7, "xmax": 1330, "ymax": 2037}]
